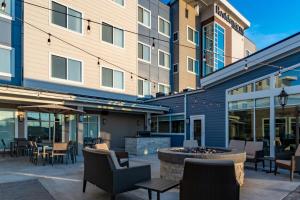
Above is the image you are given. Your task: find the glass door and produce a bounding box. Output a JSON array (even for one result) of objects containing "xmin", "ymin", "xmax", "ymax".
[{"xmin": 190, "ymin": 115, "xmax": 205, "ymax": 147}]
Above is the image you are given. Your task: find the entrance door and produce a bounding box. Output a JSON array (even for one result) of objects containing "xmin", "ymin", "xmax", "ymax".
[{"xmin": 190, "ymin": 115, "xmax": 205, "ymax": 147}]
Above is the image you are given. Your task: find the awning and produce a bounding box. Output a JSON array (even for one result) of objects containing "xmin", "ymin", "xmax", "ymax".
[{"xmin": 18, "ymin": 104, "xmax": 85, "ymax": 115}]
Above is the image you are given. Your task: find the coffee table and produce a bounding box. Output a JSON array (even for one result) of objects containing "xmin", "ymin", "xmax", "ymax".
[{"xmin": 135, "ymin": 178, "xmax": 179, "ymax": 200}]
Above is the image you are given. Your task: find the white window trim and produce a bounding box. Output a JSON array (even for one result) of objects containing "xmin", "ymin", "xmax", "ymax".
[
  {"xmin": 100, "ymin": 65, "xmax": 125, "ymax": 92},
  {"xmin": 138, "ymin": 5, "xmax": 151, "ymax": 29},
  {"xmin": 138, "ymin": 41, "xmax": 151, "ymax": 64},
  {"xmin": 158, "ymin": 16, "xmax": 170, "ymax": 38},
  {"xmin": 49, "ymin": 53, "xmax": 84, "ymax": 85},
  {"xmin": 173, "ymin": 63, "xmax": 179, "ymax": 74},
  {"xmin": 187, "ymin": 56, "xmax": 199, "ymax": 75},
  {"xmin": 0, "ymin": 0, "xmax": 15, "ymax": 20},
  {"xmin": 190, "ymin": 115, "xmax": 205, "ymax": 146},
  {"xmin": 82, "ymin": 114, "xmax": 101, "ymax": 138},
  {"xmin": 187, "ymin": 25, "xmax": 199, "ymax": 46},
  {"xmin": 137, "ymin": 78, "xmax": 151, "ymax": 97},
  {"xmin": 111, "ymin": 0, "xmax": 125, "ymax": 8},
  {"xmin": 101, "ymin": 21, "xmax": 126, "ymax": 49},
  {"xmin": 173, "ymin": 31, "xmax": 179, "ymax": 42},
  {"xmin": 158, "ymin": 82, "xmax": 170, "ymax": 94},
  {"xmin": 0, "ymin": 44, "xmax": 14, "ymax": 77},
  {"xmin": 49, "ymin": 0, "xmax": 84, "ymax": 36},
  {"xmin": 151, "ymin": 113, "xmax": 185, "ymax": 135},
  {"xmin": 158, "ymin": 49, "xmax": 170, "ymax": 70}
]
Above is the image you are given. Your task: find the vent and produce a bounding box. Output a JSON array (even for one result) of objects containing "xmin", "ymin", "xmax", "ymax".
[{"xmin": 185, "ymin": 8, "xmax": 189, "ymax": 18}]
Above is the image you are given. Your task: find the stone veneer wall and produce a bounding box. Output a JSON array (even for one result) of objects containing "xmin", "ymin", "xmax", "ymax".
[{"xmin": 125, "ymin": 137, "xmax": 171, "ymax": 156}]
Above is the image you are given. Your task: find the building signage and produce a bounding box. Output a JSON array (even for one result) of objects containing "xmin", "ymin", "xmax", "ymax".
[{"xmin": 215, "ymin": 5, "xmax": 244, "ymax": 35}]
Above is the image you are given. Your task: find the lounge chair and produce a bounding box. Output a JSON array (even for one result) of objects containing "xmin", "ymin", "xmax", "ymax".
[
  {"xmin": 94, "ymin": 143, "xmax": 129, "ymax": 167},
  {"xmin": 245, "ymin": 141, "xmax": 264, "ymax": 170},
  {"xmin": 275, "ymin": 145, "xmax": 300, "ymax": 181},
  {"xmin": 180, "ymin": 158, "xmax": 239, "ymax": 200},
  {"xmin": 82, "ymin": 148, "xmax": 151, "ymax": 200},
  {"xmin": 229, "ymin": 140, "xmax": 245, "ymax": 152}
]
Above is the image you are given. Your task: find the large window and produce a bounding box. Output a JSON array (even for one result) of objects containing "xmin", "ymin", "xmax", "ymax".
[
  {"xmin": 187, "ymin": 26, "xmax": 199, "ymax": 45},
  {"xmin": 202, "ymin": 22, "xmax": 225, "ymax": 76},
  {"xmin": 0, "ymin": 110, "xmax": 16, "ymax": 149},
  {"xmin": 158, "ymin": 50, "xmax": 170, "ymax": 69},
  {"xmin": 138, "ymin": 42, "xmax": 151, "ymax": 63},
  {"xmin": 138, "ymin": 79, "xmax": 151, "ymax": 97},
  {"xmin": 51, "ymin": 55, "xmax": 82, "ymax": 83},
  {"xmin": 83, "ymin": 115, "xmax": 99, "ymax": 139},
  {"xmin": 158, "ymin": 84, "xmax": 170, "ymax": 95},
  {"xmin": 102, "ymin": 67, "xmax": 124, "ymax": 90},
  {"xmin": 138, "ymin": 6, "xmax": 151, "ymax": 28},
  {"xmin": 102, "ymin": 23, "xmax": 124, "ymax": 48},
  {"xmin": 158, "ymin": 16, "xmax": 170, "ymax": 37},
  {"xmin": 151, "ymin": 114, "xmax": 184, "ymax": 134},
  {"xmin": 275, "ymin": 66, "xmax": 300, "ymax": 88},
  {"xmin": 187, "ymin": 57, "xmax": 199, "ymax": 75},
  {"xmin": 0, "ymin": 46, "xmax": 13, "ymax": 76},
  {"xmin": 51, "ymin": 1, "xmax": 82, "ymax": 33}
]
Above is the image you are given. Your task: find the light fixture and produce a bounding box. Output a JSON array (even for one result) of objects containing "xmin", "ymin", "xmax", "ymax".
[
  {"xmin": 47, "ymin": 33, "xmax": 51, "ymax": 45},
  {"xmin": 18, "ymin": 112, "xmax": 24, "ymax": 122},
  {"xmin": 278, "ymin": 88, "xmax": 288, "ymax": 109},
  {"xmin": 203, "ymin": 51, "xmax": 206, "ymax": 62},
  {"xmin": 1, "ymin": 1, "xmax": 6, "ymax": 11},
  {"xmin": 244, "ymin": 59, "xmax": 248, "ymax": 70},
  {"xmin": 152, "ymin": 37, "xmax": 155, "ymax": 49},
  {"xmin": 87, "ymin": 20, "xmax": 91, "ymax": 33},
  {"xmin": 278, "ymin": 66, "xmax": 283, "ymax": 77},
  {"xmin": 97, "ymin": 57, "xmax": 100, "ymax": 67},
  {"xmin": 130, "ymin": 73, "xmax": 133, "ymax": 79}
]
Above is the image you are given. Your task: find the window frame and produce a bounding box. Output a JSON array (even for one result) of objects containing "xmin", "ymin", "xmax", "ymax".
[
  {"xmin": 0, "ymin": 44, "xmax": 14, "ymax": 77},
  {"xmin": 101, "ymin": 21, "xmax": 125, "ymax": 49},
  {"xmin": 49, "ymin": 53, "xmax": 84, "ymax": 85},
  {"xmin": 100, "ymin": 66, "xmax": 125, "ymax": 91},
  {"xmin": 187, "ymin": 25, "xmax": 199, "ymax": 46},
  {"xmin": 151, "ymin": 113, "xmax": 185, "ymax": 135},
  {"xmin": 137, "ymin": 78, "xmax": 151, "ymax": 97},
  {"xmin": 138, "ymin": 41, "xmax": 151, "ymax": 64},
  {"xmin": 187, "ymin": 56, "xmax": 199, "ymax": 75},
  {"xmin": 111, "ymin": 0, "xmax": 125, "ymax": 7},
  {"xmin": 158, "ymin": 49, "xmax": 170, "ymax": 70},
  {"xmin": 137, "ymin": 5, "xmax": 151, "ymax": 29},
  {"xmin": 158, "ymin": 83, "xmax": 170, "ymax": 95},
  {"xmin": 158, "ymin": 16, "xmax": 170, "ymax": 38},
  {"xmin": 49, "ymin": 0, "xmax": 84, "ymax": 35}
]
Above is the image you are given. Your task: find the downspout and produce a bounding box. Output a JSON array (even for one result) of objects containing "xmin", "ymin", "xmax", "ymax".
[{"xmin": 184, "ymin": 93, "xmax": 187, "ymax": 141}]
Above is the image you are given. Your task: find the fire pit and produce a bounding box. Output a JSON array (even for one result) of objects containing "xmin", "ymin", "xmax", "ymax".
[{"xmin": 158, "ymin": 147, "xmax": 246, "ymax": 185}]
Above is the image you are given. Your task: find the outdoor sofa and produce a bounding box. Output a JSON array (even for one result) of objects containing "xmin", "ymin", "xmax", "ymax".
[
  {"xmin": 180, "ymin": 158, "xmax": 240, "ymax": 200},
  {"xmin": 82, "ymin": 148, "xmax": 151, "ymax": 200}
]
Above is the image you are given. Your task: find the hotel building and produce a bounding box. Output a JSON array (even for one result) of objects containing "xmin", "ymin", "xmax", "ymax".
[{"xmin": 170, "ymin": 0, "xmax": 256, "ymax": 92}]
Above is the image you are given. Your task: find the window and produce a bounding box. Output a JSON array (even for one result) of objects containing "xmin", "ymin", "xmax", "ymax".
[
  {"xmin": 102, "ymin": 67, "xmax": 124, "ymax": 90},
  {"xmin": 187, "ymin": 26, "xmax": 199, "ymax": 45},
  {"xmin": 173, "ymin": 64, "xmax": 178, "ymax": 73},
  {"xmin": 102, "ymin": 23, "xmax": 124, "ymax": 48},
  {"xmin": 0, "ymin": 46, "xmax": 12, "ymax": 76},
  {"xmin": 151, "ymin": 114, "xmax": 184, "ymax": 134},
  {"xmin": 158, "ymin": 16, "xmax": 170, "ymax": 37},
  {"xmin": 138, "ymin": 79, "xmax": 151, "ymax": 97},
  {"xmin": 112, "ymin": 0, "xmax": 124, "ymax": 6},
  {"xmin": 83, "ymin": 115, "xmax": 99, "ymax": 139},
  {"xmin": 275, "ymin": 66, "xmax": 300, "ymax": 88},
  {"xmin": 185, "ymin": 8, "xmax": 189, "ymax": 18},
  {"xmin": 158, "ymin": 50, "xmax": 170, "ymax": 69},
  {"xmin": 158, "ymin": 116, "xmax": 169, "ymax": 133},
  {"xmin": 202, "ymin": 22, "xmax": 225, "ymax": 76},
  {"xmin": 138, "ymin": 6, "xmax": 151, "ymax": 28},
  {"xmin": 158, "ymin": 84, "xmax": 170, "ymax": 95},
  {"xmin": 171, "ymin": 115, "xmax": 184, "ymax": 133},
  {"xmin": 51, "ymin": 1, "xmax": 82, "ymax": 33},
  {"xmin": 255, "ymin": 78, "xmax": 270, "ymax": 91},
  {"xmin": 0, "ymin": 110, "xmax": 16, "ymax": 150},
  {"xmin": 51, "ymin": 55, "xmax": 82, "ymax": 82},
  {"xmin": 229, "ymin": 83, "xmax": 253, "ymax": 95},
  {"xmin": 138, "ymin": 42, "xmax": 151, "ymax": 63},
  {"xmin": 0, "ymin": 0, "xmax": 12, "ymax": 17},
  {"xmin": 173, "ymin": 32, "xmax": 178, "ymax": 42},
  {"xmin": 187, "ymin": 57, "xmax": 199, "ymax": 75}
]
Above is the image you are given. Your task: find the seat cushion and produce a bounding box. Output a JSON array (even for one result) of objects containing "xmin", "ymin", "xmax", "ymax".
[
  {"xmin": 119, "ymin": 158, "xmax": 129, "ymax": 164},
  {"xmin": 109, "ymin": 150, "xmax": 125, "ymax": 170},
  {"xmin": 229, "ymin": 140, "xmax": 245, "ymax": 152},
  {"xmin": 245, "ymin": 141, "xmax": 263, "ymax": 157},
  {"xmin": 246, "ymin": 154, "xmax": 255, "ymax": 159},
  {"xmin": 276, "ymin": 160, "xmax": 291, "ymax": 166}
]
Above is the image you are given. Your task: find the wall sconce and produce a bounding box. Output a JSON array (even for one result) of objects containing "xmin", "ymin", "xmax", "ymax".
[
  {"xmin": 65, "ymin": 115, "xmax": 70, "ymax": 122},
  {"xmin": 102, "ymin": 118, "xmax": 107, "ymax": 125},
  {"xmin": 18, "ymin": 112, "xmax": 24, "ymax": 122},
  {"xmin": 186, "ymin": 118, "xmax": 190, "ymax": 124}
]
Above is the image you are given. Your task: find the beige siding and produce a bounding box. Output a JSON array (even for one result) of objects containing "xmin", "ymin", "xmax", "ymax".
[
  {"xmin": 23, "ymin": 0, "xmax": 138, "ymax": 97},
  {"xmin": 244, "ymin": 37, "xmax": 257, "ymax": 56}
]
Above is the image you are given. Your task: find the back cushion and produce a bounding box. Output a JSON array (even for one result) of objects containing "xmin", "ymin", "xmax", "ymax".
[
  {"xmin": 95, "ymin": 143, "xmax": 109, "ymax": 151},
  {"xmin": 109, "ymin": 150, "xmax": 124, "ymax": 170}
]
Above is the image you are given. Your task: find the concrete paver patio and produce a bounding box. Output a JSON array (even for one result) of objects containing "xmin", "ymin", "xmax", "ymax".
[{"xmin": 0, "ymin": 155, "xmax": 299, "ymax": 200}]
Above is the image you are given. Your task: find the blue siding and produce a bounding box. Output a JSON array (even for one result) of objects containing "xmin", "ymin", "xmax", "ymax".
[
  {"xmin": 152, "ymin": 134, "xmax": 184, "ymax": 147},
  {"xmin": 147, "ymin": 51, "xmax": 300, "ymax": 147}
]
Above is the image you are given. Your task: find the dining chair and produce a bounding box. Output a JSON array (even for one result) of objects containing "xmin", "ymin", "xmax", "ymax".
[
  {"xmin": 50, "ymin": 143, "xmax": 68, "ymax": 166},
  {"xmin": 1, "ymin": 139, "xmax": 7, "ymax": 157}
]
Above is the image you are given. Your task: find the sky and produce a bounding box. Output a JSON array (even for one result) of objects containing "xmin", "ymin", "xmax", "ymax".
[{"xmin": 162, "ymin": 0, "xmax": 300, "ymax": 50}]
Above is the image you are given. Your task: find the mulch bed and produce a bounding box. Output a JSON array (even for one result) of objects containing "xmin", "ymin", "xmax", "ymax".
[{"xmin": 0, "ymin": 179, "xmax": 54, "ymax": 200}]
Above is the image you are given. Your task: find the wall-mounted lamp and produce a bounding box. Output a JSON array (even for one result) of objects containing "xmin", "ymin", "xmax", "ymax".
[
  {"xmin": 18, "ymin": 112, "xmax": 24, "ymax": 122},
  {"xmin": 278, "ymin": 88, "xmax": 289, "ymax": 109},
  {"xmin": 102, "ymin": 118, "xmax": 107, "ymax": 125}
]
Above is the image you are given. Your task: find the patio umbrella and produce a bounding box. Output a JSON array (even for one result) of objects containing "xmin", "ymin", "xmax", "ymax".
[{"xmin": 18, "ymin": 104, "xmax": 85, "ymax": 143}]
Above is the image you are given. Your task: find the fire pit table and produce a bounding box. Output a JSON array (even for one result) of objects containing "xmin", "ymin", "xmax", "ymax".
[{"xmin": 158, "ymin": 147, "xmax": 246, "ymax": 185}]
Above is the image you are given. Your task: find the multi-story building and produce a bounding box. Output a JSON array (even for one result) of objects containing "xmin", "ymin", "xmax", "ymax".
[
  {"xmin": 170, "ymin": 0, "xmax": 256, "ymax": 92},
  {"xmin": 137, "ymin": 0, "xmax": 170, "ymax": 98}
]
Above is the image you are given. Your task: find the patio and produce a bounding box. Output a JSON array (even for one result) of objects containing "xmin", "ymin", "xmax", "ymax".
[{"xmin": 0, "ymin": 155, "xmax": 299, "ymax": 200}]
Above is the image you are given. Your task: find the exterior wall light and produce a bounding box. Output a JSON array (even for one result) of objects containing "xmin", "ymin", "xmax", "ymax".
[
  {"xmin": 1, "ymin": 1, "xmax": 6, "ymax": 11},
  {"xmin": 278, "ymin": 88, "xmax": 289, "ymax": 109}
]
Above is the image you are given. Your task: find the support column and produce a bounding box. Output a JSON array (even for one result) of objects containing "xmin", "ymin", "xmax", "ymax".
[
  {"xmin": 77, "ymin": 106, "xmax": 84, "ymax": 156},
  {"xmin": 145, "ymin": 113, "xmax": 151, "ymax": 131},
  {"xmin": 270, "ymin": 96, "xmax": 275, "ymax": 157}
]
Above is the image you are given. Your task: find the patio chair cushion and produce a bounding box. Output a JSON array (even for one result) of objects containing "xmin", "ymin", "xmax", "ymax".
[
  {"xmin": 245, "ymin": 141, "xmax": 263, "ymax": 157},
  {"xmin": 119, "ymin": 158, "xmax": 129, "ymax": 164},
  {"xmin": 229, "ymin": 140, "xmax": 245, "ymax": 152},
  {"xmin": 109, "ymin": 150, "xmax": 125, "ymax": 170},
  {"xmin": 94, "ymin": 143, "xmax": 109, "ymax": 151},
  {"xmin": 183, "ymin": 140, "xmax": 198, "ymax": 148},
  {"xmin": 276, "ymin": 159, "xmax": 291, "ymax": 167}
]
